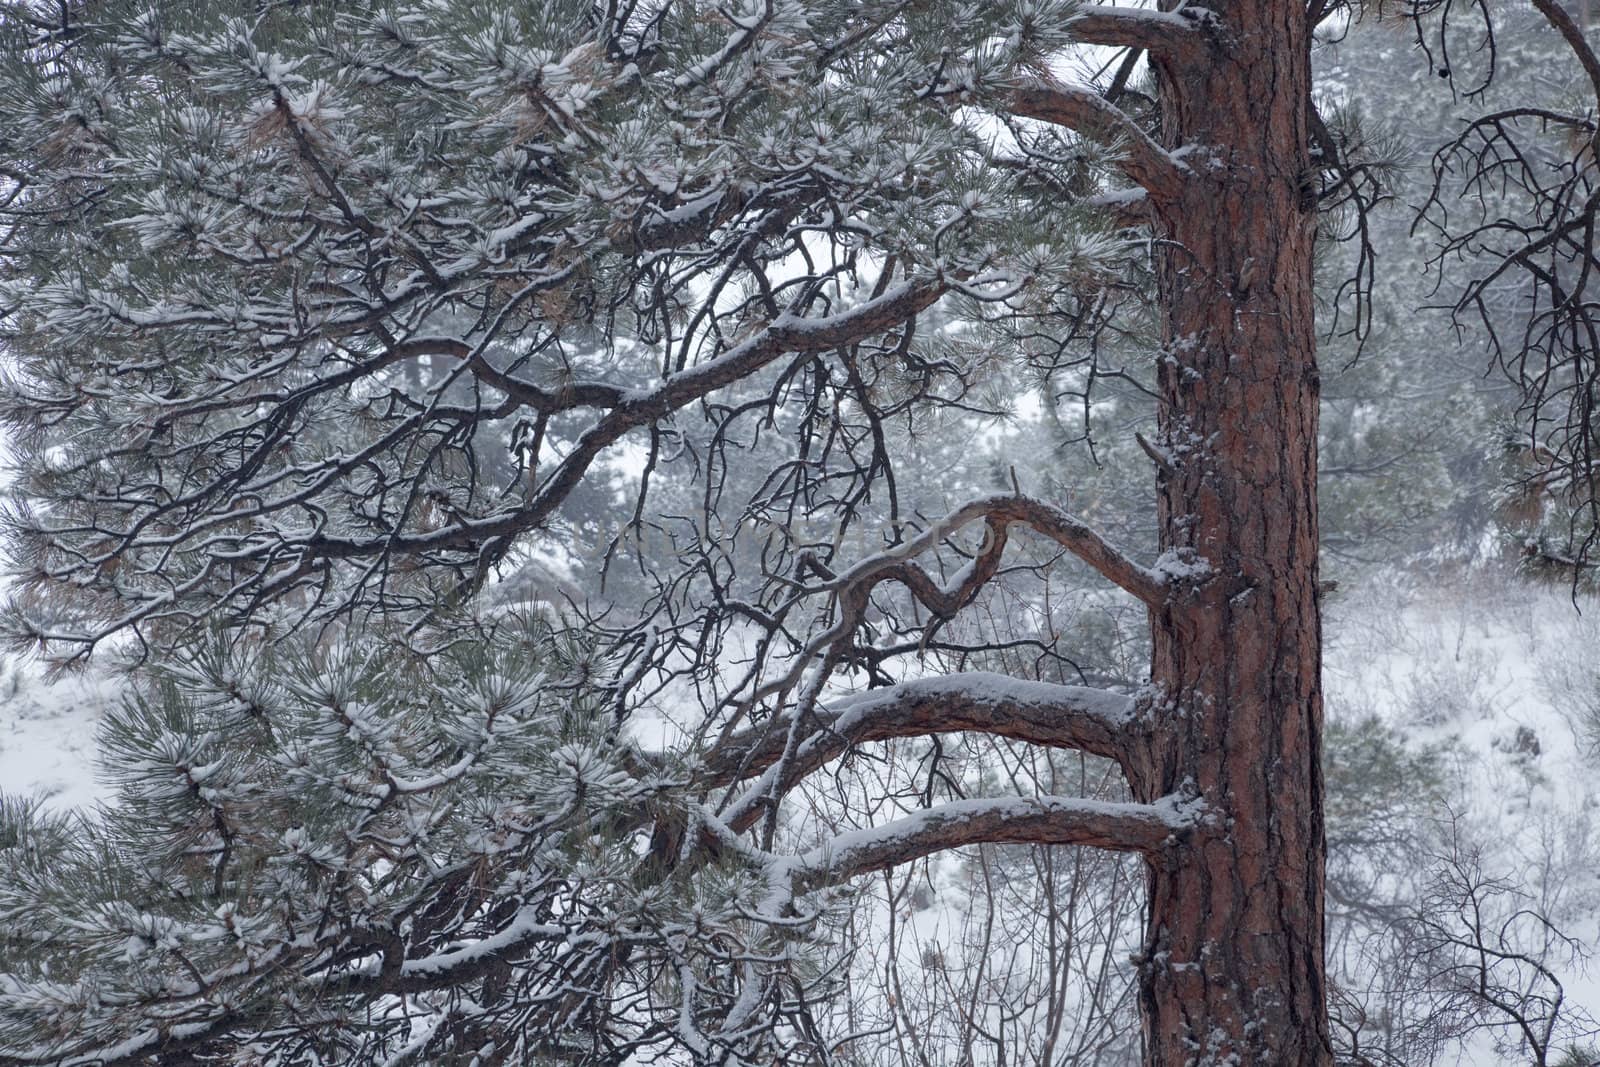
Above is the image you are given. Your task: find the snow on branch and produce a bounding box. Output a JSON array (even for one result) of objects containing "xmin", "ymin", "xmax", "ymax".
[
  {"xmin": 1009, "ymin": 78, "xmax": 1191, "ymax": 201},
  {"xmin": 305, "ymin": 277, "xmax": 950, "ymax": 556},
  {"xmin": 9, "ymin": 274, "xmax": 949, "ymax": 655},
  {"xmin": 884, "ymin": 492, "xmax": 1166, "ymax": 605},
  {"xmin": 786, "ymin": 793, "xmax": 1202, "ymax": 894},
  {"xmin": 696, "ymin": 492, "xmax": 1160, "ymax": 796},
  {"xmin": 700, "ymin": 672, "xmax": 1138, "ymax": 795},
  {"xmin": 1066, "ymin": 5, "xmax": 1212, "ymax": 56},
  {"xmin": 673, "ymin": 0, "xmax": 775, "ymax": 89}
]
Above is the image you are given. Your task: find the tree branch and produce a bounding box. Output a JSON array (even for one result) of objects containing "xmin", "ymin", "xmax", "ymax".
[
  {"xmin": 1008, "ymin": 78, "xmax": 1189, "ymax": 201},
  {"xmin": 857, "ymin": 492, "xmax": 1163, "ymax": 604},
  {"xmin": 1066, "ymin": 5, "xmax": 1208, "ymax": 56},
  {"xmin": 992, "ymin": 493, "xmax": 1168, "ymax": 602},
  {"xmin": 700, "ymin": 672, "xmax": 1139, "ymax": 791},
  {"xmin": 164, "ymin": 278, "xmax": 944, "ymax": 576},
  {"xmin": 702, "ymin": 492, "xmax": 1159, "ymax": 772},
  {"xmin": 1530, "ymin": 0, "xmax": 1600, "ymax": 120},
  {"xmin": 788, "ymin": 793, "xmax": 1201, "ymax": 894}
]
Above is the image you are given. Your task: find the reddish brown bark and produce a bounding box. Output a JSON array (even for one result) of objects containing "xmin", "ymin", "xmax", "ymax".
[{"xmin": 1129, "ymin": 0, "xmax": 1333, "ymax": 1062}]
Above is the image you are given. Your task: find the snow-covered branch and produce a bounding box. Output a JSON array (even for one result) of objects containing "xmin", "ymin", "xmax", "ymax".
[
  {"xmin": 1009, "ymin": 78, "xmax": 1191, "ymax": 201},
  {"xmin": 787, "ymin": 793, "xmax": 1202, "ymax": 894},
  {"xmin": 312, "ymin": 277, "xmax": 948, "ymax": 555},
  {"xmin": 689, "ymin": 492, "xmax": 1160, "ymax": 801},
  {"xmin": 700, "ymin": 672, "xmax": 1138, "ymax": 793},
  {"xmin": 1066, "ymin": 5, "xmax": 1211, "ymax": 56},
  {"xmin": 874, "ymin": 492, "xmax": 1165, "ymax": 605}
]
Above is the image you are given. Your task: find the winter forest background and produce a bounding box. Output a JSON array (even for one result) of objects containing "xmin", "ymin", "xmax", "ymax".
[{"xmin": 1, "ymin": 1, "xmax": 1600, "ymax": 1065}]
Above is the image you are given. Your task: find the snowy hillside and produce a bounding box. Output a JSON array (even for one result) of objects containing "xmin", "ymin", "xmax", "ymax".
[{"xmin": 1323, "ymin": 569, "xmax": 1600, "ymax": 1063}]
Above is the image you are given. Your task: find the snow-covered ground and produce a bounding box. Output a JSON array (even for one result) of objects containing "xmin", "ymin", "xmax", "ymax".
[{"xmin": 0, "ymin": 659, "xmax": 117, "ymax": 810}]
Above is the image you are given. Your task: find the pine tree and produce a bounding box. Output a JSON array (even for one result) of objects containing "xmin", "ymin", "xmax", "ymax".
[{"xmin": 0, "ymin": 1, "xmax": 1596, "ymax": 1064}]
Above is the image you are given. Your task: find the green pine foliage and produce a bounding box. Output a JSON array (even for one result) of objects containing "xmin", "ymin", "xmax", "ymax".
[
  {"xmin": 0, "ymin": 618, "xmax": 824, "ymax": 1063},
  {"xmin": 0, "ymin": 0, "xmax": 1121, "ymax": 659},
  {"xmin": 0, "ymin": 2, "xmax": 1134, "ymax": 1059},
  {"xmin": 1, "ymin": 0, "xmax": 1596, "ymax": 1063}
]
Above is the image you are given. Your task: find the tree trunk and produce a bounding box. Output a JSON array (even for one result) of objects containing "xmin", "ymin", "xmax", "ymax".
[{"xmin": 1130, "ymin": 0, "xmax": 1333, "ymax": 1062}]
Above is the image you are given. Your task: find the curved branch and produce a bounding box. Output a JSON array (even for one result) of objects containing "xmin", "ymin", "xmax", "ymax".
[
  {"xmin": 789, "ymin": 793, "xmax": 1201, "ymax": 893},
  {"xmin": 701, "ymin": 672, "xmax": 1139, "ymax": 789},
  {"xmin": 1530, "ymin": 0, "xmax": 1600, "ymax": 123},
  {"xmin": 704, "ymin": 492, "xmax": 1159, "ymax": 775},
  {"xmin": 1067, "ymin": 5, "xmax": 1209, "ymax": 56},
  {"xmin": 1008, "ymin": 79, "xmax": 1190, "ymax": 202},
  {"xmin": 995, "ymin": 493, "xmax": 1169, "ymax": 602},
  {"xmin": 389, "ymin": 336, "xmax": 629, "ymax": 412},
  {"xmin": 856, "ymin": 492, "xmax": 1163, "ymax": 604},
  {"xmin": 361, "ymin": 277, "xmax": 947, "ymax": 553}
]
